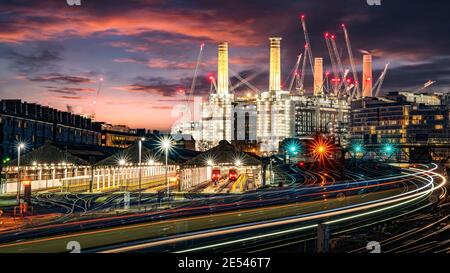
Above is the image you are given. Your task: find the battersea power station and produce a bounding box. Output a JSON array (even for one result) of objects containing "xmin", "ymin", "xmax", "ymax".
[{"xmin": 172, "ymin": 37, "xmax": 352, "ymax": 155}]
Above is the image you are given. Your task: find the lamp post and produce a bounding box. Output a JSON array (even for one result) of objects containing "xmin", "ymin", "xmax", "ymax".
[
  {"xmin": 353, "ymin": 144, "xmax": 363, "ymax": 167},
  {"xmin": 16, "ymin": 143, "xmax": 25, "ymax": 204},
  {"xmin": 161, "ymin": 138, "xmax": 172, "ymax": 200},
  {"xmin": 138, "ymin": 137, "xmax": 145, "ymax": 207},
  {"xmin": 118, "ymin": 159, "xmax": 126, "ymax": 191}
]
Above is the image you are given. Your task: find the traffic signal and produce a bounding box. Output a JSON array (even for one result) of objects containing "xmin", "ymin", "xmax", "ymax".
[
  {"xmin": 384, "ymin": 144, "xmax": 394, "ymax": 154},
  {"xmin": 289, "ymin": 145, "xmax": 298, "ymax": 154},
  {"xmin": 354, "ymin": 144, "xmax": 363, "ymax": 153},
  {"xmin": 23, "ymin": 180, "xmax": 32, "ymax": 205}
]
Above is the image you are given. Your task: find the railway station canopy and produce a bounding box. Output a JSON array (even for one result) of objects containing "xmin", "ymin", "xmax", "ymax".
[
  {"xmin": 95, "ymin": 142, "xmax": 176, "ymax": 166},
  {"xmin": 95, "ymin": 140, "xmax": 200, "ymax": 166},
  {"xmin": 183, "ymin": 140, "xmax": 262, "ymax": 167},
  {"xmin": 7, "ymin": 141, "xmax": 120, "ymax": 167},
  {"xmin": 8, "ymin": 142, "xmax": 90, "ymax": 166}
]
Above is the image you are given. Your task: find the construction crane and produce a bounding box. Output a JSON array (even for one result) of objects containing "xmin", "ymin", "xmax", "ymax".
[
  {"xmin": 300, "ymin": 14, "xmax": 314, "ymax": 75},
  {"xmin": 209, "ymin": 75, "xmax": 217, "ymax": 92},
  {"xmin": 288, "ymin": 53, "xmax": 302, "ymax": 92},
  {"xmin": 89, "ymin": 76, "xmax": 104, "ymax": 119},
  {"xmin": 188, "ymin": 43, "xmax": 205, "ymax": 102},
  {"xmin": 415, "ymin": 80, "xmax": 436, "ymax": 93},
  {"xmin": 342, "ymin": 23, "xmax": 360, "ymax": 100},
  {"xmin": 229, "ymin": 69, "xmax": 262, "ymax": 93},
  {"xmin": 373, "ymin": 63, "xmax": 390, "ymax": 97},
  {"xmin": 299, "ymin": 44, "xmax": 308, "ymax": 92},
  {"xmin": 229, "ymin": 68, "xmax": 261, "ymax": 94},
  {"xmin": 330, "ymin": 34, "xmax": 350, "ymax": 96},
  {"xmin": 324, "ymin": 33, "xmax": 339, "ymax": 95}
]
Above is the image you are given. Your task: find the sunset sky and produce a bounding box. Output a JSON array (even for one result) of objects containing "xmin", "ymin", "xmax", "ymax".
[{"xmin": 0, "ymin": 0, "xmax": 449, "ymax": 131}]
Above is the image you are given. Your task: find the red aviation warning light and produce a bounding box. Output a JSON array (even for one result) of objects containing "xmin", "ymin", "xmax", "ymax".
[
  {"xmin": 331, "ymin": 34, "xmax": 336, "ymax": 40},
  {"xmin": 324, "ymin": 32, "xmax": 329, "ymax": 38},
  {"xmin": 325, "ymin": 71, "xmax": 330, "ymax": 77},
  {"xmin": 208, "ymin": 75, "xmax": 214, "ymax": 81},
  {"xmin": 300, "ymin": 14, "xmax": 305, "ymax": 19}
]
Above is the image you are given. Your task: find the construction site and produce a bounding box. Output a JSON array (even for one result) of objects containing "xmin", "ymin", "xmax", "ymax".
[{"xmin": 172, "ymin": 14, "xmax": 392, "ymax": 155}]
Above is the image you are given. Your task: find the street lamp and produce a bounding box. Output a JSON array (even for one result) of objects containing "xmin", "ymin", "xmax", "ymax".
[
  {"xmin": 160, "ymin": 137, "xmax": 173, "ymax": 200},
  {"xmin": 16, "ymin": 143, "xmax": 25, "ymax": 204},
  {"xmin": 117, "ymin": 158, "xmax": 127, "ymax": 192},
  {"xmin": 138, "ymin": 137, "xmax": 145, "ymax": 207}
]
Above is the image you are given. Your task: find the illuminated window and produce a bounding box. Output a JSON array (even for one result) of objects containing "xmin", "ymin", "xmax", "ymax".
[
  {"xmin": 435, "ymin": 115, "xmax": 444, "ymax": 121},
  {"xmin": 435, "ymin": 125, "xmax": 443, "ymax": 130}
]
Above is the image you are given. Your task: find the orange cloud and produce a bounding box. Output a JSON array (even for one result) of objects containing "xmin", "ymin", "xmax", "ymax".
[{"xmin": 0, "ymin": 6, "xmax": 260, "ymax": 46}]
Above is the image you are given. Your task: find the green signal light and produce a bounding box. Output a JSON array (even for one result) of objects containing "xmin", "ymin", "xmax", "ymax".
[{"xmin": 384, "ymin": 144, "xmax": 394, "ymax": 153}]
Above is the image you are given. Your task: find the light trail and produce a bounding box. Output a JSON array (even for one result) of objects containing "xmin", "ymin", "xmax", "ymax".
[
  {"xmin": 102, "ymin": 165, "xmax": 445, "ymax": 253},
  {"xmin": 2, "ymin": 165, "xmax": 424, "ymax": 235},
  {"xmin": 251, "ymin": 200, "xmax": 433, "ymax": 254},
  {"xmin": 0, "ymin": 164, "xmax": 443, "ymax": 253}
]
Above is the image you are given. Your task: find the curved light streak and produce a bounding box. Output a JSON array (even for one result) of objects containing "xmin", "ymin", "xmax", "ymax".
[{"xmin": 107, "ymin": 165, "xmax": 445, "ymax": 253}]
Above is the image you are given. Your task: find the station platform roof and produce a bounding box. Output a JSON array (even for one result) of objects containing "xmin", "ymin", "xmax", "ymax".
[{"xmin": 183, "ymin": 140, "xmax": 262, "ymax": 167}]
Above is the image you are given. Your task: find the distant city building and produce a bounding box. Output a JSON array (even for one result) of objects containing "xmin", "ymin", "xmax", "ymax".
[
  {"xmin": 99, "ymin": 123, "xmax": 145, "ymax": 148},
  {"xmin": 171, "ymin": 120, "xmax": 202, "ymax": 143},
  {"xmin": 171, "ymin": 133, "xmax": 196, "ymax": 150},
  {"xmin": 292, "ymin": 95, "xmax": 349, "ymax": 137},
  {"xmin": 351, "ymin": 92, "xmax": 450, "ymax": 145},
  {"xmin": 0, "ymin": 99, "xmax": 101, "ymax": 161}
]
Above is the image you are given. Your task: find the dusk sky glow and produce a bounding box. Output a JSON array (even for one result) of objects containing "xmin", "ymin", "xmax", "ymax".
[{"xmin": 1, "ymin": 0, "xmax": 449, "ymax": 131}]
